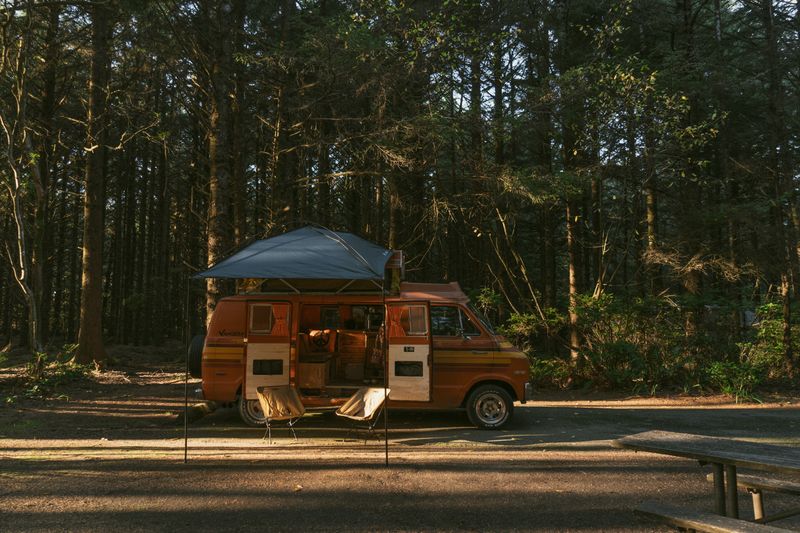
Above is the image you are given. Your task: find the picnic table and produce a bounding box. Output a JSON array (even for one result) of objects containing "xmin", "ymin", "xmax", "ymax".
[{"xmin": 612, "ymin": 430, "xmax": 800, "ymax": 523}]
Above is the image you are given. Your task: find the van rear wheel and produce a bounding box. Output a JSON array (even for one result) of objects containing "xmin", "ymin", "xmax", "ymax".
[
  {"xmin": 466, "ymin": 384, "xmax": 513, "ymax": 429},
  {"xmin": 187, "ymin": 335, "xmax": 204, "ymax": 379},
  {"xmin": 237, "ymin": 396, "xmax": 266, "ymax": 427}
]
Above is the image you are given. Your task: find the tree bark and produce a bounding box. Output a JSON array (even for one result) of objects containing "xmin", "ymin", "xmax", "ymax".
[
  {"xmin": 1, "ymin": 5, "xmax": 44, "ymax": 353},
  {"xmin": 205, "ymin": 0, "xmax": 235, "ymax": 325},
  {"xmin": 74, "ymin": 1, "xmax": 112, "ymax": 365},
  {"xmin": 763, "ymin": 0, "xmax": 796, "ymax": 375},
  {"xmin": 566, "ymin": 200, "xmax": 580, "ymax": 374},
  {"xmin": 231, "ymin": 0, "xmax": 246, "ymax": 246}
]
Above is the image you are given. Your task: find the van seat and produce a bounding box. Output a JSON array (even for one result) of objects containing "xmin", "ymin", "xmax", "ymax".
[
  {"xmin": 308, "ymin": 329, "xmax": 337, "ymax": 353},
  {"xmin": 297, "ymin": 333, "xmax": 311, "ymax": 356}
]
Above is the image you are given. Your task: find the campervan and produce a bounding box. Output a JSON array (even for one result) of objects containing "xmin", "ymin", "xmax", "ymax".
[{"xmin": 189, "ymin": 281, "xmax": 531, "ymax": 429}]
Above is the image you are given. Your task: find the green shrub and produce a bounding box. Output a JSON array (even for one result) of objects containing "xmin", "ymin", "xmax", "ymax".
[
  {"xmin": 497, "ymin": 291, "xmax": 794, "ymax": 395},
  {"xmin": 22, "ymin": 349, "xmax": 92, "ymax": 399},
  {"xmin": 705, "ymin": 360, "xmax": 764, "ymax": 402},
  {"xmin": 529, "ymin": 357, "xmax": 571, "ymax": 388},
  {"xmin": 737, "ymin": 303, "xmax": 793, "ymax": 381}
]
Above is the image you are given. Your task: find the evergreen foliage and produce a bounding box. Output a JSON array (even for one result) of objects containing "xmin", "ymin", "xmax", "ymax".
[{"xmin": 0, "ymin": 0, "xmax": 798, "ymax": 393}]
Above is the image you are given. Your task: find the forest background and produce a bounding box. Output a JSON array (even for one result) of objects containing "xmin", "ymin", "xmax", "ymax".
[{"xmin": 1, "ymin": 0, "xmax": 798, "ymax": 398}]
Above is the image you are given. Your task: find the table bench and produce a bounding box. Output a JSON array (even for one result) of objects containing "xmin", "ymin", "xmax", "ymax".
[
  {"xmin": 705, "ymin": 473, "xmax": 800, "ymax": 523},
  {"xmin": 636, "ymin": 502, "xmax": 792, "ymax": 533}
]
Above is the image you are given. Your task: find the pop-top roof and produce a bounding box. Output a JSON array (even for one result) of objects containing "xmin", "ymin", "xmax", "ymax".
[{"xmin": 194, "ymin": 226, "xmax": 393, "ymax": 281}]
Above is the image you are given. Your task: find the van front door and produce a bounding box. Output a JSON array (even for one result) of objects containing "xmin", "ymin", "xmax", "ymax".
[
  {"xmin": 244, "ymin": 302, "xmax": 291, "ymax": 400},
  {"xmin": 386, "ymin": 302, "xmax": 431, "ymax": 402}
]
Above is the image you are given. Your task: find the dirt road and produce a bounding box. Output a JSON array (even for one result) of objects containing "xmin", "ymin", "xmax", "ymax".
[{"xmin": 1, "ymin": 362, "xmax": 799, "ymax": 532}]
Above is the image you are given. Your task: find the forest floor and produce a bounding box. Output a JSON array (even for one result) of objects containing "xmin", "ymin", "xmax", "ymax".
[{"xmin": 1, "ymin": 346, "xmax": 800, "ymax": 532}]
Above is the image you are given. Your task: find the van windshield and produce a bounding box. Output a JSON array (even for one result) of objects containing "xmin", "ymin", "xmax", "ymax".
[{"xmin": 467, "ymin": 304, "xmax": 495, "ymax": 334}]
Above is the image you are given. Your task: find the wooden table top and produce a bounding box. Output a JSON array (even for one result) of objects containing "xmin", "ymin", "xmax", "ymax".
[{"xmin": 612, "ymin": 430, "xmax": 800, "ymax": 476}]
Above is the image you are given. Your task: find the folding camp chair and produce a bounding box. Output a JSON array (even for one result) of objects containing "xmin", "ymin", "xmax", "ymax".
[
  {"xmin": 335, "ymin": 387, "xmax": 390, "ymax": 442},
  {"xmin": 256, "ymin": 386, "xmax": 306, "ymax": 444}
]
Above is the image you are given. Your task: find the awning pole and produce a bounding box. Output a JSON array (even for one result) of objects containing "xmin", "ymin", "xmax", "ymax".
[
  {"xmin": 183, "ymin": 279, "xmax": 190, "ymax": 464},
  {"xmin": 383, "ymin": 276, "xmax": 389, "ymax": 467}
]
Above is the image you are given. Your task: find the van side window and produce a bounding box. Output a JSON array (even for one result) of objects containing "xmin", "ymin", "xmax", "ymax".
[
  {"xmin": 459, "ymin": 309, "xmax": 481, "ymax": 336},
  {"xmin": 399, "ymin": 305, "xmax": 428, "ymax": 336},
  {"xmin": 431, "ymin": 306, "xmax": 460, "ymax": 336},
  {"xmin": 431, "ymin": 306, "xmax": 481, "ymax": 337},
  {"xmin": 249, "ymin": 304, "xmax": 274, "ymax": 334}
]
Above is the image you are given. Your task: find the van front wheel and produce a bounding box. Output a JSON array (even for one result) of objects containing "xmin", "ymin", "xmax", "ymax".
[
  {"xmin": 466, "ymin": 385, "xmax": 513, "ymax": 429},
  {"xmin": 237, "ymin": 396, "xmax": 266, "ymax": 427}
]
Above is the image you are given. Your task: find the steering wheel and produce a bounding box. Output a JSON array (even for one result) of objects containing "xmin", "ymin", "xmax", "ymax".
[{"xmin": 311, "ymin": 330, "xmax": 331, "ymax": 348}]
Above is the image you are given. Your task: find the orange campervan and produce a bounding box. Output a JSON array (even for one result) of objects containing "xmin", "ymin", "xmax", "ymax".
[{"xmin": 189, "ymin": 227, "xmax": 531, "ymax": 429}]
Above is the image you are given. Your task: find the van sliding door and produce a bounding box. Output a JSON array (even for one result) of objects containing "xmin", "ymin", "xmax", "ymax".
[
  {"xmin": 386, "ymin": 302, "xmax": 431, "ymax": 402},
  {"xmin": 244, "ymin": 302, "xmax": 291, "ymax": 400}
]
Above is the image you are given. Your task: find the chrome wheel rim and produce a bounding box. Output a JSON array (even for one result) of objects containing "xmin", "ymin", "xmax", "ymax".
[
  {"xmin": 243, "ymin": 399, "xmax": 265, "ymax": 423},
  {"xmin": 476, "ymin": 393, "xmax": 508, "ymax": 425}
]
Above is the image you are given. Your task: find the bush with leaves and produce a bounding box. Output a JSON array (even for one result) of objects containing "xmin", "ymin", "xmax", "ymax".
[
  {"xmin": 704, "ymin": 360, "xmax": 764, "ymax": 402},
  {"xmin": 574, "ymin": 294, "xmax": 700, "ymax": 391},
  {"xmin": 737, "ymin": 303, "xmax": 796, "ymax": 382},
  {"xmin": 499, "ymin": 290, "xmax": 786, "ymax": 397},
  {"xmin": 21, "ymin": 347, "xmax": 92, "ymax": 399}
]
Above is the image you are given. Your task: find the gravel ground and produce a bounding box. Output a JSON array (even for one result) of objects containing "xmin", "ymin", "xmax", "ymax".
[{"xmin": 1, "ymin": 351, "xmax": 799, "ymax": 532}]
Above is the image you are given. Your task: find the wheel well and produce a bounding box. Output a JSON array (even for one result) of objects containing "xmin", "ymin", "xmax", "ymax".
[{"xmin": 461, "ymin": 380, "xmax": 517, "ymax": 407}]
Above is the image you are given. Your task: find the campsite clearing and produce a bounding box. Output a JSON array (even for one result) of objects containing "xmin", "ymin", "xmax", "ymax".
[{"xmin": 1, "ymin": 349, "xmax": 799, "ymax": 532}]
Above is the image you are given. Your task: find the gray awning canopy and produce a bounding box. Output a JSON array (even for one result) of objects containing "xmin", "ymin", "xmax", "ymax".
[{"xmin": 194, "ymin": 226, "xmax": 391, "ymax": 281}]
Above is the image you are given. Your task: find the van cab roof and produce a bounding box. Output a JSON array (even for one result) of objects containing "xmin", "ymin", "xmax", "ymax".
[{"xmin": 400, "ymin": 282, "xmax": 469, "ymax": 304}]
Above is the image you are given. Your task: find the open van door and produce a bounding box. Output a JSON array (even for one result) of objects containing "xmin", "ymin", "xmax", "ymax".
[
  {"xmin": 386, "ymin": 302, "xmax": 431, "ymax": 402},
  {"xmin": 244, "ymin": 302, "xmax": 291, "ymax": 400}
]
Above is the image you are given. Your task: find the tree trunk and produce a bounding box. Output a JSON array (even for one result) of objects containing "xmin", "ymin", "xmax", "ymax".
[
  {"xmin": 66, "ymin": 183, "xmax": 82, "ymax": 340},
  {"xmin": 205, "ymin": 0, "xmax": 235, "ymax": 325},
  {"xmin": 231, "ymin": 0, "xmax": 246, "ymax": 246},
  {"xmin": 781, "ymin": 273, "xmax": 793, "ymax": 376},
  {"xmin": 492, "ymin": 30, "xmax": 504, "ymax": 167},
  {"xmin": 33, "ymin": 4, "xmax": 61, "ymax": 346},
  {"xmin": 566, "ymin": 200, "xmax": 581, "ymax": 375},
  {"xmin": 75, "ymin": 3, "xmax": 113, "ymax": 365},
  {"xmin": 74, "ymin": 1, "xmax": 112, "ymax": 366},
  {"xmin": 763, "ymin": 0, "xmax": 796, "ymax": 375}
]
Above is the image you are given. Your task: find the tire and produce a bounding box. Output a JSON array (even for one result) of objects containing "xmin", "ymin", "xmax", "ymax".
[
  {"xmin": 237, "ymin": 395, "xmax": 266, "ymax": 427},
  {"xmin": 466, "ymin": 384, "xmax": 514, "ymax": 429},
  {"xmin": 187, "ymin": 335, "xmax": 205, "ymax": 378}
]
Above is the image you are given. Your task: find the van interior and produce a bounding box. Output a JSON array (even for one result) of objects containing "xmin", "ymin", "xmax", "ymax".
[{"xmin": 296, "ymin": 303, "xmax": 386, "ymax": 398}]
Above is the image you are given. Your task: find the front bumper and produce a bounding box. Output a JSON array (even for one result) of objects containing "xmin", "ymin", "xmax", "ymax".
[{"xmin": 523, "ymin": 382, "xmax": 533, "ymax": 403}]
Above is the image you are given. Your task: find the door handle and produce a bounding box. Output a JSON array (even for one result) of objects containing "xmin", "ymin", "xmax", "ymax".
[{"xmin": 471, "ymin": 350, "xmax": 488, "ymax": 355}]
